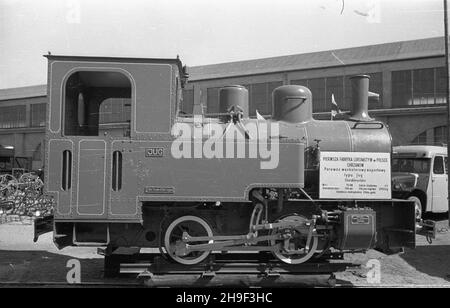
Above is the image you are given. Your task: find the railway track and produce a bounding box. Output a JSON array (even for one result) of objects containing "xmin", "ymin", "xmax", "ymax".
[{"xmin": 114, "ymin": 252, "xmax": 357, "ymax": 287}]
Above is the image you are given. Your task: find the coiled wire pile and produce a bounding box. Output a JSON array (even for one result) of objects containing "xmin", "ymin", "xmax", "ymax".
[{"xmin": 0, "ymin": 173, "xmax": 54, "ymax": 224}]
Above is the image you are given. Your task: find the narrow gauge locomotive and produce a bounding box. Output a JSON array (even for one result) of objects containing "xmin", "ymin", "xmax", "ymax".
[{"xmin": 35, "ymin": 55, "xmax": 415, "ymax": 266}]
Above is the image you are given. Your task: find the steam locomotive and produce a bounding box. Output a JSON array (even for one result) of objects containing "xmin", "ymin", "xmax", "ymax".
[{"xmin": 35, "ymin": 55, "xmax": 416, "ymax": 266}]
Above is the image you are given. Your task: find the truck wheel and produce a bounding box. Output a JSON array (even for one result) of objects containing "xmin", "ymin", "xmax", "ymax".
[{"xmin": 408, "ymin": 196, "xmax": 422, "ymax": 221}]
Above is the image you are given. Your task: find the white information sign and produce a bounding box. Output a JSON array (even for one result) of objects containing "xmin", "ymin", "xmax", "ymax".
[{"xmin": 319, "ymin": 151, "xmax": 391, "ymax": 199}]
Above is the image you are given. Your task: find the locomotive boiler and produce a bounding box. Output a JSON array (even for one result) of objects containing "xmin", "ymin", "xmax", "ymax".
[{"xmin": 35, "ymin": 55, "xmax": 416, "ymax": 267}]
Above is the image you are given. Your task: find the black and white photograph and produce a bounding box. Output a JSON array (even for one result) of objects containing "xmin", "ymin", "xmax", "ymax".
[{"xmin": 0, "ymin": 0, "xmax": 449, "ymax": 294}]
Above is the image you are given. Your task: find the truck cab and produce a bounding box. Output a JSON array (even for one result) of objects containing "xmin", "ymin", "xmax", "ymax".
[{"xmin": 392, "ymin": 145, "xmax": 448, "ymax": 220}]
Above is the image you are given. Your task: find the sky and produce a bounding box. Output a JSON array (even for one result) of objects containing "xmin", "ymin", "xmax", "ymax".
[{"xmin": 0, "ymin": 0, "xmax": 446, "ymax": 89}]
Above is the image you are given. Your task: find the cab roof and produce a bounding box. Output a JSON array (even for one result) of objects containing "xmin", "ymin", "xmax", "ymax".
[
  {"xmin": 44, "ymin": 54, "xmax": 188, "ymax": 83},
  {"xmin": 44, "ymin": 54, "xmax": 183, "ymax": 66},
  {"xmin": 393, "ymin": 145, "xmax": 447, "ymax": 158}
]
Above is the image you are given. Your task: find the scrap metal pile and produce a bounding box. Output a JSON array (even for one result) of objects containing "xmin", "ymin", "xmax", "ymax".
[{"xmin": 0, "ymin": 173, "xmax": 54, "ymax": 223}]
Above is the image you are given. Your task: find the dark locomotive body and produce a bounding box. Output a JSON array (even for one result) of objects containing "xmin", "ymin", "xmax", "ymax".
[{"xmin": 38, "ymin": 55, "xmax": 416, "ymax": 265}]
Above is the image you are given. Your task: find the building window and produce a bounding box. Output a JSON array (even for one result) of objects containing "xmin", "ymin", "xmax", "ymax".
[
  {"xmin": 434, "ymin": 126, "xmax": 447, "ymax": 145},
  {"xmin": 99, "ymin": 98, "xmax": 131, "ymax": 124},
  {"xmin": 206, "ymin": 87, "xmax": 220, "ymax": 115},
  {"xmin": 249, "ymin": 83, "xmax": 266, "ymax": 115},
  {"xmin": 0, "ymin": 105, "xmax": 27, "ymax": 129},
  {"xmin": 411, "ymin": 131, "xmax": 427, "ymax": 145},
  {"xmin": 436, "ymin": 67, "xmax": 447, "ymax": 105},
  {"xmin": 248, "ymin": 81, "xmax": 282, "ymax": 116},
  {"xmin": 413, "ymin": 68, "xmax": 435, "ymax": 105},
  {"xmin": 392, "ymin": 67, "xmax": 447, "ymax": 107},
  {"xmin": 411, "ymin": 125, "xmax": 448, "ymax": 146},
  {"xmin": 181, "ymin": 89, "xmax": 194, "ymax": 115},
  {"xmin": 392, "ymin": 70, "xmax": 412, "ymax": 107},
  {"xmin": 307, "ymin": 78, "xmax": 326, "ymax": 112},
  {"xmin": 31, "ymin": 103, "xmax": 46, "ymax": 127},
  {"xmin": 367, "ymin": 73, "xmax": 383, "ymax": 109}
]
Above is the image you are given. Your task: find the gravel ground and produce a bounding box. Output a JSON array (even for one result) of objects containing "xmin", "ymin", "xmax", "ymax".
[
  {"xmin": 0, "ymin": 216, "xmax": 449, "ymax": 287},
  {"xmin": 335, "ymin": 215, "xmax": 450, "ymax": 287}
]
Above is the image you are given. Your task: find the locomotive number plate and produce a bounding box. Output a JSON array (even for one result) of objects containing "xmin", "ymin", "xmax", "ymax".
[
  {"xmin": 145, "ymin": 147, "xmax": 164, "ymax": 157},
  {"xmin": 144, "ymin": 186, "xmax": 174, "ymax": 194}
]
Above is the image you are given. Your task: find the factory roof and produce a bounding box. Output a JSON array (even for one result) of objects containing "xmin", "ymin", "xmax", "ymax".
[
  {"xmin": 188, "ymin": 36, "xmax": 445, "ymax": 81},
  {"xmin": 0, "ymin": 84, "xmax": 47, "ymax": 101}
]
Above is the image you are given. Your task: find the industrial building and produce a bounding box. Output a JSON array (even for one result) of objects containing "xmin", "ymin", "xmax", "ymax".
[{"xmin": 0, "ymin": 36, "xmax": 447, "ymax": 172}]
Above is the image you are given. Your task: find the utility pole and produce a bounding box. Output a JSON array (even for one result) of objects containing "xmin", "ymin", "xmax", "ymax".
[{"xmin": 445, "ymin": 0, "xmax": 450, "ymax": 225}]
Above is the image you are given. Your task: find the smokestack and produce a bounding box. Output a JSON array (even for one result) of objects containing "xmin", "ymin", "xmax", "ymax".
[{"xmin": 349, "ymin": 75, "xmax": 373, "ymax": 122}]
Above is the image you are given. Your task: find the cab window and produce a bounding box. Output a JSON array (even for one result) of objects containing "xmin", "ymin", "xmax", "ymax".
[
  {"xmin": 392, "ymin": 158, "xmax": 430, "ymax": 173},
  {"xmin": 64, "ymin": 71, "xmax": 132, "ymax": 137},
  {"xmin": 433, "ymin": 156, "xmax": 445, "ymax": 174}
]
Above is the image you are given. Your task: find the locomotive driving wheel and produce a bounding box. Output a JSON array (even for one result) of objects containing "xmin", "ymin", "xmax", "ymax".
[
  {"xmin": 164, "ymin": 215, "xmax": 213, "ymax": 265},
  {"xmin": 270, "ymin": 215, "xmax": 318, "ymax": 264}
]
